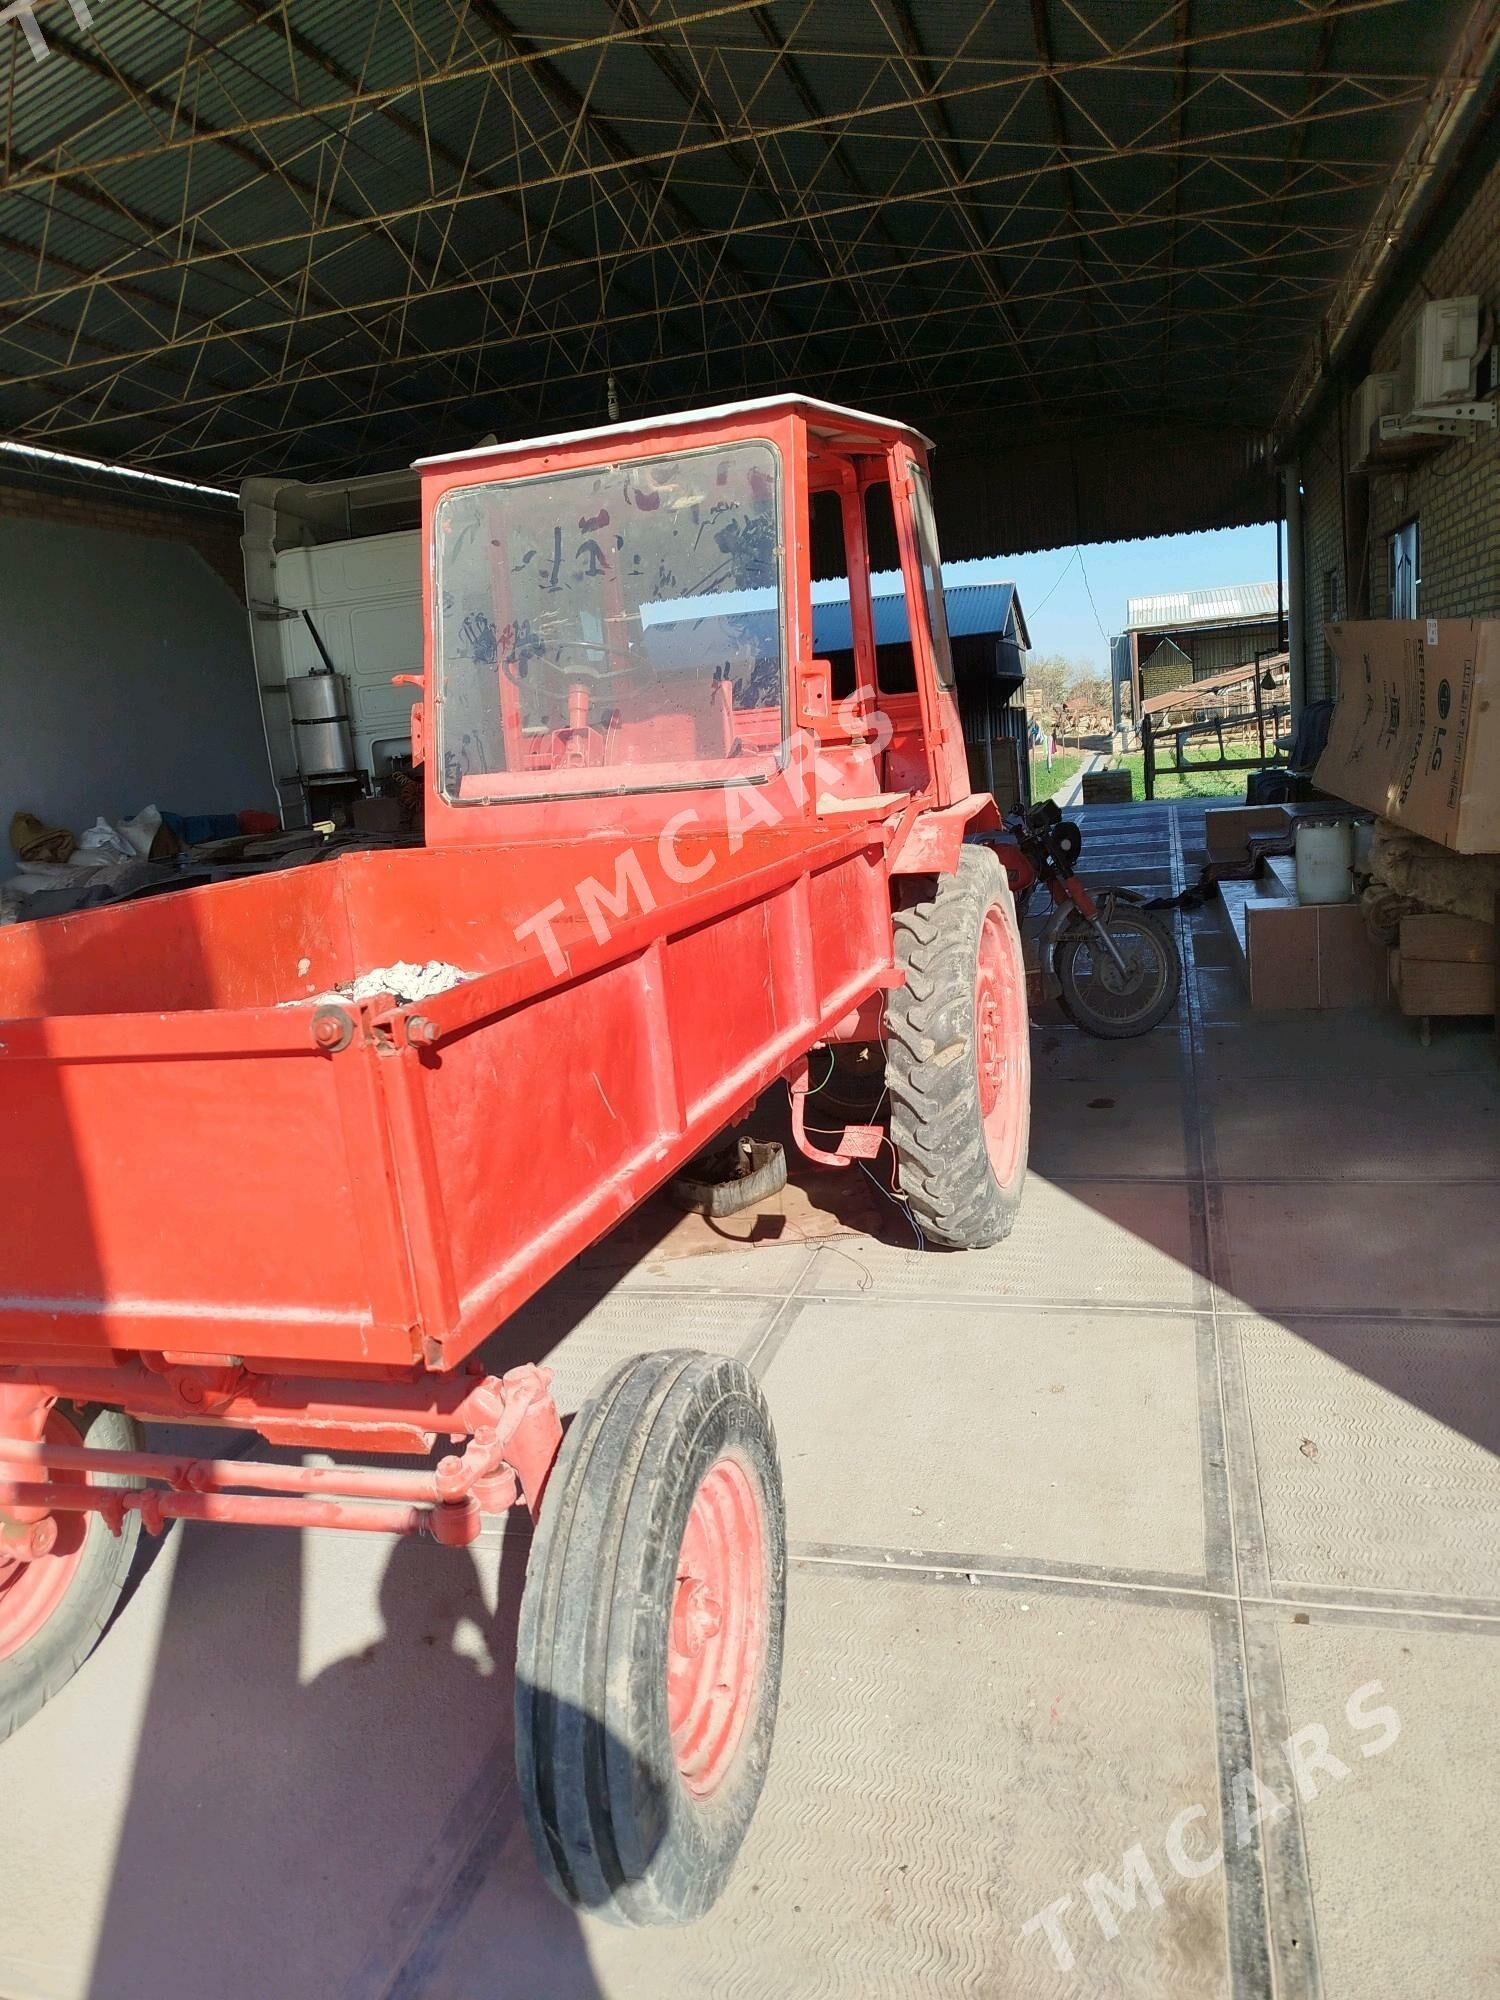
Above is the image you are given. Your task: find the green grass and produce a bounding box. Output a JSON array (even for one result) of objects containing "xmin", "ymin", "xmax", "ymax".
[
  {"xmin": 1101, "ymin": 751, "xmax": 1246, "ymax": 804},
  {"xmin": 1028, "ymin": 750, "xmax": 1084, "ymax": 801}
]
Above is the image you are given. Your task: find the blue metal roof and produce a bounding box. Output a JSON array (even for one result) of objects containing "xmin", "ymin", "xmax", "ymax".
[{"xmin": 811, "ymin": 564, "xmax": 1027, "ymax": 655}]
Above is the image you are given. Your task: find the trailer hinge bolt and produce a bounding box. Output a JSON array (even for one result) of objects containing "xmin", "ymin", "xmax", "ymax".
[{"xmin": 311, "ymin": 1006, "xmax": 356, "ymax": 1052}]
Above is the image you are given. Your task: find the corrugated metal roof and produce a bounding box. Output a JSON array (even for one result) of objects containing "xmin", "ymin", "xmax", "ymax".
[
  {"xmin": 0, "ymin": 0, "xmax": 1476, "ymax": 530},
  {"xmin": 1125, "ymin": 582, "xmax": 1282, "ymax": 632},
  {"xmin": 812, "ymin": 565, "xmax": 1024, "ymax": 653}
]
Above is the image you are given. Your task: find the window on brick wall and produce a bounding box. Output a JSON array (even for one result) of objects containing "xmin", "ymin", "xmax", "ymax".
[{"xmin": 1389, "ymin": 517, "xmax": 1419, "ymax": 619}]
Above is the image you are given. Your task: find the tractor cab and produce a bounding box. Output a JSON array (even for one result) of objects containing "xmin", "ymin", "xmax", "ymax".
[{"xmin": 413, "ymin": 395, "xmax": 974, "ymax": 846}]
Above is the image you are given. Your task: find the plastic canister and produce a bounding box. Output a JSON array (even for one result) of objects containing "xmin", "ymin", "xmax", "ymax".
[{"xmin": 1295, "ymin": 820, "xmax": 1354, "ymax": 905}]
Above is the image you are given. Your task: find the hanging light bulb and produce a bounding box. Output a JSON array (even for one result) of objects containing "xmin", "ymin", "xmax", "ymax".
[{"xmin": 607, "ymin": 372, "xmax": 620, "ymax": 422}]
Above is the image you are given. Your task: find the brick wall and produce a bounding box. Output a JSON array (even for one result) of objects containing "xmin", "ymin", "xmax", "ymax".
[
  {"xmin": 1298, "ymin": 148, "xmax": 1500, "ymax": 702},
  {"xmin": 0, "ymin": 474, "xmax": 244, "ymax": 600},
  {"xmin": 1299, "ymin": 423, "xmax": 1347, "ymax": 702}
]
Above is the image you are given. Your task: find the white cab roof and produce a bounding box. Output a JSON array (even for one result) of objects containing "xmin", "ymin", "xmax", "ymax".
[{"xmin": 412, "ymin": 394, "xmax": 933, "ymax": 470}]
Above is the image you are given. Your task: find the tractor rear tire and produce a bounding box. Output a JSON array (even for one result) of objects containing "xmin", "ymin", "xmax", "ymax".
[
  {"xmin": 516, "ymin": 1350, "xmax": 785, "ymax": 1926},
  {"xmin": 0, "ymin": 1404, "xmax": 144, "ymax": 1745},
  {"xmin": 887, "ymin": 846, "xmax": 1031, "ymax": 1249}
]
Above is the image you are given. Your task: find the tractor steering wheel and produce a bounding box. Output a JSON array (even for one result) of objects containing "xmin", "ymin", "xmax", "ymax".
[{"xmin": 498, "ymin": 640, "xmax": 646, "ymax": 703}]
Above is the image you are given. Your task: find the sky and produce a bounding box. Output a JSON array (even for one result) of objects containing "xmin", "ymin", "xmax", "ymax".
[{"xmin": 943, "ymin": 521, "xmax": 1289, "ymax": 677}]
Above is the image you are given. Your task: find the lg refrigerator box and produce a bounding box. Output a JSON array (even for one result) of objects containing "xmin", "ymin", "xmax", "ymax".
[{"xmin": 1317, "ymin": 620, "xmax": 1500, "ymax": 853}]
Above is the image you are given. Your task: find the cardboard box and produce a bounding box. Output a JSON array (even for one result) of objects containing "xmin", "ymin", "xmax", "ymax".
[
  {"xmin": 1392, "ymin": 954, "xmax": 1496, "ymax": 1017},
  {"xmin": 1397, "ymin": 913, "xmax": 1495, "ymax": 964},
  {"xmin": 1316, "ymin": 619, "xmax": 1500, "ymax": 854},
  {"xmin": 1081, "ymin": 770, "xmax": 1133, "ymax": 804},
  {"xmin": 1204, "ymin": 804, "xmax": 1292, "ymax": 860},
  {"xmin": 1245, "ymin": 900, "xmax": 1387, "ymax": 1010}
]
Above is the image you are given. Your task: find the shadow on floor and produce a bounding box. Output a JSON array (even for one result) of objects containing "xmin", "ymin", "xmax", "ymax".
[{"xmin": 83, "ymin": 1510, "xmax": 656, "ymax": 2000}]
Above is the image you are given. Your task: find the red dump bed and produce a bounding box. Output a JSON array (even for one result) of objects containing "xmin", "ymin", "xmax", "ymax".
[{"xmin": 0, "ymin": 825, "xmax": 893, "ymax": 1374}]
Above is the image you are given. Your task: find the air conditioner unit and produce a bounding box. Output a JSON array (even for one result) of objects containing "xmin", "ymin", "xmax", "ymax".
[
  {"xmin": 1350, "ymin": 372, "xmax": 1399, "ymax": 468},
  {"xmin": 1361, "ymin": 297, "xmax": 1496, "ymax": 457},
  {"xmin": 1401, "ymin": 296, "xmax": 1482, "ymax": 408}
]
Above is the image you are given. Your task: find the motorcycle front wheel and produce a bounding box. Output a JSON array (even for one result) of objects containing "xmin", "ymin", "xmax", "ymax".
[{"xmin": 1054, "ymin": 899, "xmax": 1181, "ymax": 1039}]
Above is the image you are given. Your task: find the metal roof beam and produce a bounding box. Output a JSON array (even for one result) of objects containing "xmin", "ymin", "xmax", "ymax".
[
  {"xmin": 535, "ymin": 0, "xmax": 859, "ymax": 364},
  {"xmin": 223, "ymin": 0, "xmax": 680, "ymax": 420},
  {"xmin": 0, "ymin": 2, "xmax": 773, "ymax": 197},
  {"xmin": 22, "ymin": 245, "xmax": 1332, "ymax": 446},
  {"xmin": 0, "ymin": 2, "xmax": 294, "ymax": 187},
  {"xmin": 29, "ymin": 270, "xmax": 1328, "ymax": 458},
  {"xmin": 3, "ymin": 37, "xmax": 1418, "ymax": 310},
  {"xmin": 30, "ymin": 18, "xmax": 412, "ymax": 255},
  {"xmin": 7, "ymin": 165, "xmax": 1358, "ymax": 412},
  {"xmin": 2, "ymin": 1, "xmax": 1407, "ymax": 202},
  {"xmin": 744, "ymin": 5, "xmax": 990, "ymax": 355},
  {"xmin": 105, "ymin": 291, "xmax": 1311, "ymax": 475},
  {"xmin": 1026, "ymin": 0, "xmax": 1110, "ymax": 372},
  {"xmin": 1160, "ymin": 0, "xmax": 1192, "ymax": 376},
  {"xmin": 867, "ymin": 0, "xmax": 1047, "ymax": 399},
  {"xmin": 11, "ymin": 3, "xmax": 644, "ymax": 435},
  {"xmin": 0, "ymin": 161, "xmax": 1380, "ymax": 422},
  {"xmin": 8, "ymin": 13, "xmax": 486, "ymax": 418},
  {"xmin": 124, "ymin": 344, "xmax": 1300, "ymax": 482}
]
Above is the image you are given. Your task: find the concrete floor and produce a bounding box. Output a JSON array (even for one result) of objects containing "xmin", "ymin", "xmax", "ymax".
[{"xmin": 2, "ymin": 801, "xmax": 1497, "ymax": 1999}]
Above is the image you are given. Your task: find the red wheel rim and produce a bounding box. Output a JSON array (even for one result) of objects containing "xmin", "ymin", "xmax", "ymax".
[
  {"xmin": 666, "ymin": 1455, "xmax": 766, "ymax": 1799},
  {"xmin": 974, "ymin": 904, "xmax": 1027, "ymax": 1186},
  {"xmin": 0, "ymin": 1409, "xmax": 90, "ymax": 1664}
]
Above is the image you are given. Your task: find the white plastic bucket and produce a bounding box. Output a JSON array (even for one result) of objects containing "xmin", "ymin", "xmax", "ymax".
[{"xmin": 1295, "ymin": 820, "xmax": 1355, "ymax": 905}]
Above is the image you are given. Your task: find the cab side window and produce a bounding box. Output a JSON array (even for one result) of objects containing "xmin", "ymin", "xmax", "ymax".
[
  {"xmin": 809, "ymin": 487, "xmax": 856, "ymax": 701},
  {"xmin": 908, "ymin": 464, "xmax": 955, "ymax": 690},
  {"xmin": 862, "ymin": 480, "xmax": 916, "ymax": 694}
]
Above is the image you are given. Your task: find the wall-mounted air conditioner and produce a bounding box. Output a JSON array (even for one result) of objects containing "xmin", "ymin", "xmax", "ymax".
[
  {"xmin": 1350, "ymin": 372, "xmax": 1399, "ymax": 468},
  {"xmin": 1401, "ymin": 296, "xmax": 1482, "ymax": 408},
  {"xmin": 1360, "ymin": 296, "xmax": 1497, "ymax": 461}
]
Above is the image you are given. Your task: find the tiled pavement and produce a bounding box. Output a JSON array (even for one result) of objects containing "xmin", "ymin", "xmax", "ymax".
[{"xmin": 1, "ymin": 802, "xmax": 1496, "ymax": 1999}]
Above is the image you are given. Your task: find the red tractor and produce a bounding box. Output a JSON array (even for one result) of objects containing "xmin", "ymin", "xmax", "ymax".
[{"xmin": 0, "ymin": 396, "xmax": 1030, "ymax": 1923}]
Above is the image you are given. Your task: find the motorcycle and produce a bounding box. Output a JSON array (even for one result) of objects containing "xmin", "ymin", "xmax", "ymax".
[{"xmin": 981, "ymin": 800, "xmax": 1182, "ymax": 1040}]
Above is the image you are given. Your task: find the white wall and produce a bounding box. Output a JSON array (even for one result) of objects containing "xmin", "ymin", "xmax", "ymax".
[
  {"xmin": 269, "ymin": 530, "xmax": 423, "ymax": 783},
  {"xmin": 0, "ymin": 515, "xmax": 275, "ymax": 875}
]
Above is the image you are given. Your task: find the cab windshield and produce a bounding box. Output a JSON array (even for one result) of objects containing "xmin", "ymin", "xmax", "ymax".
[{"xmin": 434, "ymin": 440, "xmax": 786, "ymax": 800}]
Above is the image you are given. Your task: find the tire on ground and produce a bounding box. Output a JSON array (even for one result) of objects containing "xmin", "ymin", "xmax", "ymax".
[
  {"xmin": 0, "ymin": 1404, "xmax": 144, "ymax": 1744},
  {"xmin": 516, "ymin": 1349, "xmax": 786, "ymax": 1927},
  {"xmin": 886, "ymin": 845, "xmax": 1031, "ymax": 1249},
  {"xmin": 1054, "ymin": 898, "xmax": 1181, "ymax": 1040}
]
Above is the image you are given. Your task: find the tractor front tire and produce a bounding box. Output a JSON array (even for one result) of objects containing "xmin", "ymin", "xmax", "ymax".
[
  {"xmin": 516, "ymin": 1350, "xmax": 785, "ymax": 1926},
  {"xmin": 887, "ymin": 846, "xmax": 1031, "ymax": 1249}
]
